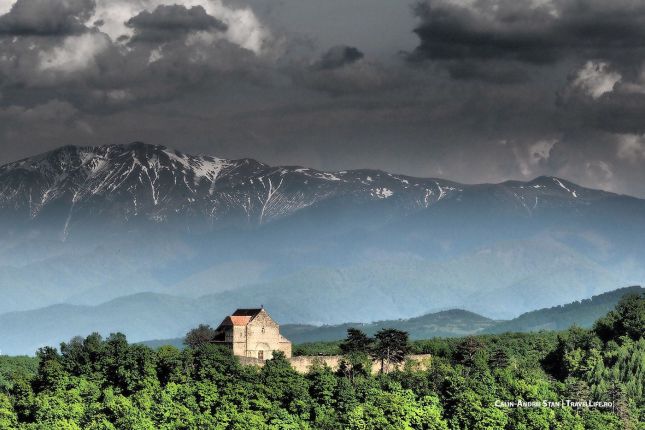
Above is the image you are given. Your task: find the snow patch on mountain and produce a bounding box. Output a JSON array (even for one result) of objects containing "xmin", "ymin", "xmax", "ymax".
[{"xmin": 0, "ymin": 143, "xmax": 616, "ymax": 237}]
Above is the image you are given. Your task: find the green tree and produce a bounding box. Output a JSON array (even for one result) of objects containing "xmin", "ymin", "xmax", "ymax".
[
  {"xmin": 442, "ymin": 373, "xmax": 508, "ymax": 430},
  {"xmin": 340, "ymin": 328, "xmax": 373, "ymax": 355},
  {"xmin": 32, "ymin": 387, "xmax": 85, "ymax": 428},
  {"xmin": 10, "ymin": 376, "xmax": 35, "ymax": 422},
  {"xmin": 338, "ymin": 352, "xmax": 372, "ymax": 382},
  {"xmin": 454, "ymin": 336, "xmax": 485, "ymax": 367},
  {"xmin": 0, "ymin": 393, "xmax": 17, "ymax": 430},
  {"xmin": 35, "ymin": 346, "xmax": 67, "ymax": 392},
  {"xmin": 261, "ymin": 351, "xmax": 311, "ymax": 417},
  {"xmin": 308, "ymin": 363, "xmax": 337, "ymax": 407},
  {"xmin": 101, "ymin": 333, "xmax": 156, "ymax": 394},
  {"xmin": 156, "ymin": 345, "xmax": 184, "ymax": 387},
  {"xmin": 192, "ymin": 344, "xmax": 240, "ymax": 385},
  {"xmin": 371, "ymin": 329, "xmax": 409, "ymax": 373},
  {"xmin": 607, "ymin": 382, "xmax": 632, "ymax": 429},
  {"xmin": 60, "ymin": 333, "xmax": 105, "ymax": 379},
  {"xmin": 333, "ymin": 377, "xmax": 358, "ymax": 421},
  {"xmin": 488, "ymin": 348, "xmax": 510, "ymax": 369},
  {"xmin": 102, "ymin": 388, "xmax": 156, "ymax": 429},
  {"xmin": 594, "ymin": 293, "xmax": 644, "ymax": 343},
  {"xmin": 184, "ymin": 324, "xmax": 218, "ymax": 349}
]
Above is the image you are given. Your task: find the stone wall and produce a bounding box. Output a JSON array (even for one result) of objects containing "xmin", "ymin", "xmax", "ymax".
[
  {"xmin": 277, "ymin": 339, "xmax": 292, "ymax": 358},
  {"xmin": 289, "ymin": 356, "xmax": 343, "ymax": 373},
  {"xmin": 238, "ymin": 354, "xmax": 432, "ymax": 374},
  {"xmin": 238, "ymin": 356, "xmax": 265, "ymax": 367},
  {"xmin": 231, "ymin": 326, "xmax": 247, "ymax": 357}
]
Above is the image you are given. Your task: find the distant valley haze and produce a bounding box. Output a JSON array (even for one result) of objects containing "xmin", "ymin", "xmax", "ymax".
[{"xmin": 0, "ymin": 142, "xmax": 643, "ymax": 354}]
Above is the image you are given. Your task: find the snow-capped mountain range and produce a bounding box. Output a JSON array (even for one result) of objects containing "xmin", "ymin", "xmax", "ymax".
[
  {"xmin": 0, "ymin": 143, "xmax": 643, "ymax": 354},
  {"xmin": 0, "ymin": 142, "xmax": 610, "ymax": 237}
]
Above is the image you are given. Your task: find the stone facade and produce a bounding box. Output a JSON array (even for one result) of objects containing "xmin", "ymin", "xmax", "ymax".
[{"xmin": 214, "ymin": 308, "xmax": 292, "ymax": 359}]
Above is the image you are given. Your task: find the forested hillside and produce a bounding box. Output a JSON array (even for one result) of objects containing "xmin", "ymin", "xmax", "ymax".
[
  {"xmin": 0, "ymin": 293, "xmax": 642, "ymax": 429},
  {"xmin": 484, "ymin": 285, "xmax": 644, "ymax": 334},
  {"xmin": 283, "ymin": 309, "xmax": 496, "ymax": 343}
]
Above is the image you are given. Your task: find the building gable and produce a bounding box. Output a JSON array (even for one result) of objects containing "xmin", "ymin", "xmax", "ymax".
[{"xmin": 247, "ymin": 309, "xmax": 278, "ymax": 328}]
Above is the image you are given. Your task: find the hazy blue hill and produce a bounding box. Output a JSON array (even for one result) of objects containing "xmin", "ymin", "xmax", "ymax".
[
  {"xmin": 30, "ymin": 286, "xmax": 634, "ymax": 356},
  {"xmin": 141, "ymin": 288, "xmax": 642, "ymax": 349},
  {"xmin": 0, "ymin": 293, "xmax": 495, "ymax": 355},
  {"xmin": 281, "ymin": 309, "xmax": 497, "ymax": 343},
  {"xmin": 192, "ymin": 237, "xmax": 624, "ymax": 323},
  {"xmin": 139, "ymin": 286, "xmax": 641, "ymax": 349},
  {"xmin": 483, "ymin": 286, "xmax": 644, "ymax": 334},
  {"xmin": 0, "ymin": 248, "xmax": 634, "ymax": 356},
  {"xmin": 0, "ymin": 293, "xmax": 217, "ymax": 356},
  {"xmin": 139, "ymin": 309, "xmax": 497, "ymax": 349}
]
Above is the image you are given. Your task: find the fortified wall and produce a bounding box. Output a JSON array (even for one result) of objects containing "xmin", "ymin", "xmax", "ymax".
[{"xmin": 239, "ymin": 354, "xmax": 432, "ymax": 374}]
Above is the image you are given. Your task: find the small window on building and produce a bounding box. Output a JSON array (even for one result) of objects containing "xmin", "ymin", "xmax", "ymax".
[{"xmin": 261, "ymin": 327, "xmax": 265, "ymax": 334}]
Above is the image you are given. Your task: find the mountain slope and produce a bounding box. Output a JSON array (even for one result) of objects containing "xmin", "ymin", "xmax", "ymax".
[
  {"xmin": 142, "ymin": 286, "xmax": 643, "ymax": 349},
  {"xmin": 0, "ymin": 142, "xmax": 464, "ymax": 234},
  {"xmin": 1, "ymin": 284, "xmax": 640, "ymax": 356},
  {"xmin": 281, "ymin": 309, "xmax": 496, "ymax": 343},
  {"xmin": 0, "ymin": 143, "xmax": 643, "ymax": 325},
  {"xmin": 183, "ymin": 237, "xmax": 626, "ymax": 322},
  {"xmin": 0, "ymin": 293, "xmax": 211, "ymax": 355},
  {"xmin": 483, "ymin": 285, "xmax": 644, "ymax": 334}
]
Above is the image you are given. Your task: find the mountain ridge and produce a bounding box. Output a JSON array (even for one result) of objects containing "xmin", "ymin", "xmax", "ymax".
[
  {"xmin": 0, "ymin": 285, "xmax": 641, "ymax": 356},
  {"xmin": 0, "ymin": 143, "xmax": 643, "ymax": 347},
  {"xmin": 0, "ymin": 143, "xmax": 628, "ymax": 237},
  {"xmin": 483, "ymin": 285, "xmax": 644, "ymax": 334},
  {"xmin": 137, "ymin": 286, "xmax": 642, "ymax": 350}
]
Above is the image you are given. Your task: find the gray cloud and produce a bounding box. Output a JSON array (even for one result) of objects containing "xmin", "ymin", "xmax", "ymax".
[
  {"xmin": 410, "ymin": 0, "xmax": 645, "ymax": 81},
  {"xmin": 411, "ymin": 1, "xmax": 558, "ymax": 65},
  {"xmin": 126, "ymin": 5, "xmax": 227, "ymax": 43},
  {"xmin": 0, "ymin": 0, "xmax": 643, "ymax": 199},
  {"xmin": 414, "ymin": 0, "xmax": 645, "ymax": 62},
  {"xmin": 0, "ymin": 0, "xmax": 95, "ymax": 35},
  {"xmin": 444, "ymin": 60, "xmax": 530, "ymax": 84},
  {"xmin": 316, "ymin": 45, "xmax": 364, "ymax": 70}
]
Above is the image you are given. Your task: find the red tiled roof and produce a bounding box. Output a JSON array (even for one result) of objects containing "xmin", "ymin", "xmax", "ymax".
[
  {"xmin": 219, "ymin": 315, "xmax": 253, "ymax": 327},
  {"xmin": 216, "ymin": 308, "xmax": 264, "ymax": 330},
  {"xmin": 230, "ymin": 316, "xmax": 252, "ymax": 326}
]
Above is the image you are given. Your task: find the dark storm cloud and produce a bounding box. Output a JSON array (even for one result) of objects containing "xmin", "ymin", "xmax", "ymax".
[
  {"xmin": 411, "ymin": 0, "xmax": 645, "ymax": 81},
  {"xmin": 126, "ymin": 5, "xmax": 227, "ymax": 43},
  {"xmin": 413, "ymin": 0, "xmax": 645, "ymax": 63},
  {"xmin": 559, "ymin": 89, "xmax": 645, "ymax": 135},
  {"xmin": 0, "ymin": 0, "xmax": 644, "ymax": 198},
  {"xmin": 299, "ymin": 45, "xmax": 399, "ymax": 95},
  {"xmin": 411, "ymin": 1, "xmax": 558, "ymax": 65},
  {"xmin": 0, "ymin": 0, "xmax": 95, "ymax": 35},
  {"xmin": 0, "ymin": 2, "xmax": 262, "ymax": 111},
  {"xmin": 445, "ymin": 60, "xmax": 529, "ymax": 84},
  {"xmin": 316, "ymin": 45, "xmax": 364, "ymax": 70}
]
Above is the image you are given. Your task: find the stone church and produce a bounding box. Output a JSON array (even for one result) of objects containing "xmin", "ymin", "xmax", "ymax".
[{"xmin": 213, "ymin": 308, "xmax": 292, "ymax": 359}]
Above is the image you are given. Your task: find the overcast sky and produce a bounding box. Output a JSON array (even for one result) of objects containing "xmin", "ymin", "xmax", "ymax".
[{"xmin": 1, "ymin": 0, "xmax": 645, "ymax": 197}]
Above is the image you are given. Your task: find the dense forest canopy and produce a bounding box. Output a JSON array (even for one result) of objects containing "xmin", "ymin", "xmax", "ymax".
[{"xmin": 0, "ymin": 293, "xmax": 643, "ymax": 429}]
